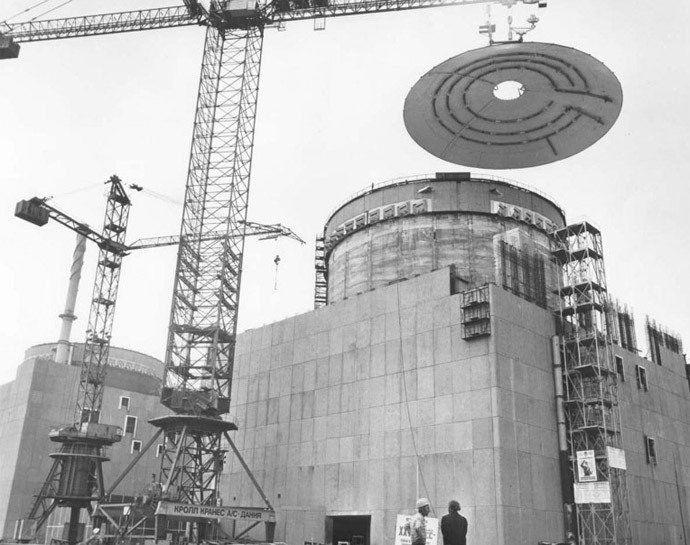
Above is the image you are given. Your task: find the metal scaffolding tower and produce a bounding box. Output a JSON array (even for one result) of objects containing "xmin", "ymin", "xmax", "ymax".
[
  {"xmin": 552, "ymin": 221, "xmax": 631, "ymax": 545},
  {"xmin": 314, "ymin": 235, "xmax": 328, "ymax": 308}
]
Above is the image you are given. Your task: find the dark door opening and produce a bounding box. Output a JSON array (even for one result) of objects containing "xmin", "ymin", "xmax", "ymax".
[{"xmin": 325, "ymin": 515, "xmax": 370, "ymax": 545}]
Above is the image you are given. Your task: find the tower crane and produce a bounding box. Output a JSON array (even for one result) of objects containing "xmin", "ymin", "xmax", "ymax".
[
  {"xmin": 14, "ymin": 184, "xmax": 303, "ymax": 545},
  {"xmin": 2, "ymin": 0, "xmax": 546, "ymax": 543}
]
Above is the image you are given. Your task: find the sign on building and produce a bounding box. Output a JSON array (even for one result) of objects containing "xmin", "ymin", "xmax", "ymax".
[
  {"xmin": 574, "ymin": 482, "xmax": 612, "ymax": 504},
  {"xmin": 394, "ymin": 515, "xmax": 438, "ymax": 545},
  {"xmin": 156, "ymin": 502, "xmax": 274, "ymax": 522},
  {"xmin": 576, "ymin": 450, "xmax": 597, "ymax": 482},
  {"xmin": 607, "ymin": 446, "xmax": 627, "ymax": 470}
]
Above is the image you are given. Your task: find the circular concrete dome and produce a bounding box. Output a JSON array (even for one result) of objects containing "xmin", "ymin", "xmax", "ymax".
[{"xmin": 322, "ymin": 172, "xmax": 565, "ymax": 304}]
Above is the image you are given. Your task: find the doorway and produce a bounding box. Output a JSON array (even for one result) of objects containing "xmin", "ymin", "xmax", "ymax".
[{"xmin": 325, "ymin": 515, "xmax": 370, "ymax": 545}]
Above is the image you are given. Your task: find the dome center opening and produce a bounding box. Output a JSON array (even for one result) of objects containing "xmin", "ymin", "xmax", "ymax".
[{"xmin": 493, "ymin": 80, "xmax": 525, "ymax": 101}]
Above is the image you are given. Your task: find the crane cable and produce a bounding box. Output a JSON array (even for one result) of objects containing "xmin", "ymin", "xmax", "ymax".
[
  {"xmin": 29, "ymin": 0, "xmax": 73, "ymax": 21},
  {"xmin": 1, "ymin": 0, "xmax": 72, "ymax": 23},
  {"xmin": 397, "ymin": 282, "xmax": 434, "ymax": 515}
]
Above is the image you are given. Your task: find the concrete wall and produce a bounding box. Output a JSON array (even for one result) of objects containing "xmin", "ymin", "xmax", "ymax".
[
  {"xmin": 615, "ymin": 343, "xmax": 690, "ymax": 544},
  {"xmin": 226, "ymin": 268, "xmax": 564, "ymax": 545},
  {"xmin": 325, "ymin": 176, "xmax": 565, "ymax": 239},
  {"xmin": 323, "ymin": 175, "xmax": 563, "ymax": 305},
  {"xmin": 0, "ymin": 346, "xmax": 170, "ymax": 541}
]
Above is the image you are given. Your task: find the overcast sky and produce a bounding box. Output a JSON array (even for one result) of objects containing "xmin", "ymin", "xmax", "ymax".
[{"xmin": 1, "ymin": 0, "xmax": 688, "ymax": 385}]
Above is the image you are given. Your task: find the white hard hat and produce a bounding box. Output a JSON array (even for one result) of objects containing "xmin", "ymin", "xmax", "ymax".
[
  {"xmin": 416, "ymin": 498, "xmax": 430, "ymax": 509},
  {"xmin": 93, "ymin": 528, "xmax": 100, "ymax": 534}
]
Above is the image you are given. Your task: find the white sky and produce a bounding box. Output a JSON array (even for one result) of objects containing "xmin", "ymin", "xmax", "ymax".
[{"xmin": 1, "ymin": 0, "xmax": 689, "ymax": 385}]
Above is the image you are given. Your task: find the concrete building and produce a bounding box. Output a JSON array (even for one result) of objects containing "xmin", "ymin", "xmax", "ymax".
[
  {"xmin": 0, "ymin": 342, "xmax": 169, "ymax": 542},
  {"xmin": 224, "ymin": 173, "xmax": 690, "ymax": 545}
]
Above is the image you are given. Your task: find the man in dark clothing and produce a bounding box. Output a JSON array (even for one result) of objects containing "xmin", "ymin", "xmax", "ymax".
[{"xmin": 441, "ymin": 500, "xmax": 467, "ymax": 545}]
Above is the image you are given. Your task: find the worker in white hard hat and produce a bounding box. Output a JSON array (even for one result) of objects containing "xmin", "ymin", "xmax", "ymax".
[
  {"xmin": 85, "ymin": 527, "xmax": 103, "ymax": 545},
  {"xmin": 410, "ymin": 498, "xmax": 431, "ymax": 545}
]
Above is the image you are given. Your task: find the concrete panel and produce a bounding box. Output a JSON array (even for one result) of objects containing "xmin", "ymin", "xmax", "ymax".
[
  {"xmin": 370, "ymin": 343, "xmax": 386, "ymax": 378},
  {"xmin": 435, "ymin": 423, "xmax": 454, "ymax": 453},
  {"xmin": 384, "ymin": 429, "xmax": 401, "ymax": 458},
  {"xmin": 434, "ymin": 394, "xmax": 453, "ymax": 424},
  {"xmin": 472, "ymin": 449, "xmax": 496, "ymax": 506},
  {"xmin": 472, "ymin": 417, "xmax": 493, "ymax": 450},
  {"xmin": 369, "ymin": 432, "xmax": 385, "ymax": 460},
  {"xmin": 416, "ymin": 330, "xmax": 434, "ymax": 369},
  {"xmin": 341, "ymin": 323, "xmax": 358, "ymax": 354},
  {"xmin": 340, "ymin": 410, "xmax": 356, "ymax": 437},
  {"xmin": 355, "ymin": 347, "xmax": 371, "ymax": 381},
  {"xmin": 370, "ymin": 313, "xmax": 386, "ymax": 346},
  {"xmin": 367, "ymin": 459, "xmax": 385, "ymax": 509},
  {"xmin": 473, "ymin": 505, "xmax": 498, "ymax": 545},
  {"xmin": 385, "ymin": 403, "xmax": 401, "ymax": 431},
  {"xmin": 417, "ymin": 367, "xmax": 435, "ymax": 400},
  {"xmin": 453, "ymin": 421, "xmax": 473, "ymax": 452},
  {"xmin": 433, "ymin": 327, "xmax": 452, "ymax": 365},
  {"xmin": 495, "ymin": 448, "xmax": 520, "ymax": 508},
  {"xmin": 434, "ymin": 362, "xmax": 454, "ymax": 397},
  {"xmin": 385, "ymin": 340, "xmax": 402, "ymax": 374},
  {"xmin": 353, "ymin": 434, "xmax": 369, "ymax": 461}
]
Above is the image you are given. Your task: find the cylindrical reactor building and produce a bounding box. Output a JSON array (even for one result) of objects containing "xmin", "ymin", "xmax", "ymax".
[{"xmin": 321, "ymin": 172, "xmax": 566, "ymax": 307}]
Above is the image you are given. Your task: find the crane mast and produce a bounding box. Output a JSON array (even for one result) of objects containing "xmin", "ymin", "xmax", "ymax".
[
  {"xmin": 15, "ymin": 179, "xmax": 303, "ymax": 543},
  {"xmin": 14, "ymin": 176, "xmax": 131, "ymax": 545},
  {"xmin": 76, "ymin": 177, "xmax": 131, "ymax": 425}
]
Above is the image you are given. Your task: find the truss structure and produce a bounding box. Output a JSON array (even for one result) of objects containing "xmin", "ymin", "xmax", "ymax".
[
  {"xmin": 19, "ymin": 177, "xmax": 131, "ymax": 544},
  {"xmin": 314, "ymin": 236, "xmax": 328, "ymax": 308},
  {"xmin": 552, "ymin": 221, "xmax": 631, "ymax": 545},
  {"xmin": 76, "ymin": 177, "xmax": 131, "ymax": 423}
]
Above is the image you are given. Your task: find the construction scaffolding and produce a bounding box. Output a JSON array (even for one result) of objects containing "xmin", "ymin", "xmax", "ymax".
[
  {"xmin": 497, "ymin": 239, "xmax": 548, "ymax": 309},
  {"xmin": 314, "ymin": 235, "xmax": 328, "ymax": 308},
  {"xmin": 552, "ymin": 221, "xmax": 631, "ymax": 545}
]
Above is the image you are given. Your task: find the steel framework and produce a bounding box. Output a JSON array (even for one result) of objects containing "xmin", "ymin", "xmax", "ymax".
[
  {"xmin": 1, "ymin": 0, "xmax": 546, "ymax": 541},
  {"xmin": 77, "ymin": 178, "xmax": 131, "ymax": 424},
  {"xmin": 552, "ymin": 221, "xmax": 631, "ymax": 545},
  {"xmin": 18, "ymin": 176, "xmax": 131, "ymax": 545},
  {"xmin": 313, "ymin": 235, "xmax": 328, "ymax": 308}
]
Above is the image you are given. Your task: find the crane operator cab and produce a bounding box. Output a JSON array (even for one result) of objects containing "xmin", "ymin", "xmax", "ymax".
[{"xmin": 0, "ymin": 33, "xmax": 20, "ymax": 59}]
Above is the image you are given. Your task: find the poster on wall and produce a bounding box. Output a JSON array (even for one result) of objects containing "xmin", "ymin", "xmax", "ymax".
[
  {"xmin": 574, "ymin": 482, "xmax": 612, "ymax": 504},
  {"xmin": 576, "ymin": 450, "xmax": 597, "ymax": 482},
  {"xmin": 607, "ymin": 446, "xmax": 627, "ymax": 470},
  {"xmin": 394, "ymin": 514, "xmax": 438, "ymax": 545}
]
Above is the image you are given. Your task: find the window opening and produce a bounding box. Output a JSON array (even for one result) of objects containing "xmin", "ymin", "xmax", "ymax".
[
  {"xmin": 636, "ymin": 365, "xmax": 648, "ymax": 391},
  {"xmin": 125, "ymin": 415, "xmax": 138, "ymax": 435},
  {"xmin": 615, "ymin": 355, "xmax": 624, "ymax": 381},
  {"xmin": 119, "ymin": 396, "xmax": 130, "ymax": 410},
  {"xmin": 131, "ymin": 440, "xmax": 142, "ymax": 453},
  {"xmin": 645, "ymin": 436, "xmax": 657, "ymax": 465}
]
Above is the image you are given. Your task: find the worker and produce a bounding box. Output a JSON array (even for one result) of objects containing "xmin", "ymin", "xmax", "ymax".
[
  {"xmin": 441, "ymin": 500, "xmax": 468, "ymax": 545},
  {"xmin": 410, "ymin": 498, "xmax": 431, "ymax": 545},
  {"xmin": 86, "ymin": 527, "xmax": 103, "ymax": 545}
]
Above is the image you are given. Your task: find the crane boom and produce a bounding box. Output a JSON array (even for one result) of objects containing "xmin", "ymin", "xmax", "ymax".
[
  {"xmin": 2, "ymin": 0, "xmax": 506, "ymax": 44},
  {"xmin": 1, "ymin": 6, "xmax": 199, "ymax": 42},
  {"xmin": 128, "ymin": 221, "xmax": 304, "ymax": 250}
]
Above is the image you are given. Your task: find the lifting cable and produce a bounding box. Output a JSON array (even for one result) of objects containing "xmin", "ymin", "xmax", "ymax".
[
  {"xmin": 29, "ymin": 0, "xmax": 73, "ymax": 21},
  {"xmin": 1, "ymin": 0, "xmax": 72, "ymax": 23},
  {"xmin": 397, "ymin": 282, "xmax": 434, "ymax": 515}
]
